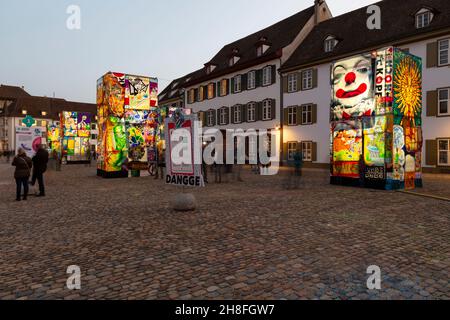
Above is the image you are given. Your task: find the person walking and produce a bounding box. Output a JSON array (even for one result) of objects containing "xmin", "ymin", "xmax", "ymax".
[
  {"xmin": 12, "ymin": 148, "xmax": 32, "ymax": 201},
  {"xmin": 31, "ymin": 144, "xmax": 49, "ymax": 197},
  {"xmin": 155, "ymin": 148, "xmax": 165, "ymax": 180}
]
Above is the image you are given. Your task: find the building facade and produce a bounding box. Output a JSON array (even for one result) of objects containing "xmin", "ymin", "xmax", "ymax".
[
  {"xmin": 280, "ymin": 0, "xmax": 450, "ymax": 173},
  {"xmin": 181, "ymin": 1, "xmax": 331, "ymax": 158},
  {"xmin": 0, "ymin": 85, "xmax": 97, "ymax": 153}
]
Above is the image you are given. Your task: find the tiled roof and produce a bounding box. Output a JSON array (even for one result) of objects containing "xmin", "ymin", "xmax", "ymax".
[
  {"xmin": 281, "ymin": 0, "xmax": 450, "ymax": 71},
  {"xmin": 0, "ymin": 84, "xmax": 31, "ymax": 99},
  {"xmin": 183, "ymin": 5, "xmax": 315, "ymax": 87}
]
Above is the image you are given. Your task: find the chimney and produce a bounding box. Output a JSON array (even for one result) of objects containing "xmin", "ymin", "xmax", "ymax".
[{"xmin": 314, "ymin": 0, "xmax": 325, "ymax": 25}]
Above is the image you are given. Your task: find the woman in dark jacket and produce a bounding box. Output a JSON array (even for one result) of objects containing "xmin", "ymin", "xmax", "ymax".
[{"xmin": 12, "ymin": 148, "xmax": 33, "ymax": 201}]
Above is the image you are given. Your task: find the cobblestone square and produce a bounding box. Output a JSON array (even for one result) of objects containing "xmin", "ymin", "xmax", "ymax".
[{"xmin": 0, "ymin": 162, "xmax": 449, "ymax": 300}]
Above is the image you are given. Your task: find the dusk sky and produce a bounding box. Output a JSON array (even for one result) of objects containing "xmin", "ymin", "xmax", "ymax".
[{"xmin": 0, "ymin": 0, "xmax": 379, "ymax": 103}]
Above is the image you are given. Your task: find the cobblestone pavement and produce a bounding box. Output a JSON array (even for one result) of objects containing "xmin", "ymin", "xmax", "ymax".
[{"xmin": 0, "ymin": 161, "xmax": 449, "ymax": 300}]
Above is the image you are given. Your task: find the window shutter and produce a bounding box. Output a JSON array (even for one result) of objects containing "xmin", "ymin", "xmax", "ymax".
[
  {"xmin": 256, "ymin": 70, "xmax": 262, "ymax": 87},
  {"xmin": 312, "ymin": 104, "xmax": 318, "ymax": 124},
  {"xmin": 283, "ymin": 76, "xmax": 288, "ymax": 93},
  {"xmin": 426, "ymin": 42, "xmax": 438, "ymax": 68},
  {"xmin": 426, "ymin": 90, "xmax": 438, "ymax": 117},
  {"xmin": 212, "ymin": 110, "xmax": 217, "ymax": 126},
  {"xmin": 242, "ymin": 104, "xmax": 247, "ymax": 123},
  {"xmin": 295, "ymin": 72, "xmax": 301, "ymax": 92},
  {"xmin": 300, "ymin": 71, "xmax": 305, "ymax": 91},
  {"xmin": 202, "ymin": 112, "xmax": 207, "ymax": 125},
  {"xmin": 271, "ymin": 99, "xmax": 276, "ymax": 120},
  {"xmin": 256, "ymin": 102, "xmax": 263, "ymax": 121},
  {"xmin": 283, "ymin": 108, "xmax": 289, "ymax": 126},
  {"xmin": 230, "ymin": 106, "xmax": 235, "ymax": 124},
  {"xmin": 312, "ymin": 142, "xmax": 317, "ymax": 162},
  {"xmin": 226, "ymin": 79, "xmax": 230, "ymax": 95},
  {"xmin": 217, "ymin": 81, "xmax": 221, "ymax": 97},
  {"xmin": 194, "ymin": 88, "xmax": 198, "ymax": 102},
  {"xmin": 203, "ymin": 86, "xmax": 208, "ymax": 100},
  {"xmin": 213, "ymin": 83, "xmax": 217, "ymax": 98},
  {"xmin": 271, "ymin": 65, "xmax": 277, "ymax": 85},
  {"xmin": 225, "ymin": 107, "xmax": 230, "ymax": 125},
  {"xmin": 283, "ymin": 143, "xmax": 288, "ymax": 162},
  {"xmin": 296, "ymin": 105, "xmax": 302, "ymax": 125},
  {"xmin": 312, "ymin": 68, "xmax": 318, "ymax": 89},
  {"xmin": 231, "ymin": 78, "xmax": 235, "ymax": 94},
  {"xmin": 425, "ymin": 140, "xmax": 437, "ymax": 166},
  {"xmin": 241, "ymin": 74, "xmax": 248, "ymax": 91}
]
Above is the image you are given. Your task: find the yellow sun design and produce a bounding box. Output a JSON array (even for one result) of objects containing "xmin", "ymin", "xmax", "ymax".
[{"xmin": 394, "ymin": 56, "xmax": 422, "ymax": 122}]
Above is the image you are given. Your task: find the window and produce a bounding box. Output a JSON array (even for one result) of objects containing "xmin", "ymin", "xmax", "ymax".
[
  {"xmin": 262, "ymin": 66, "xmax": 272, "ymax": 86},
  {"xmin": 247, "ymin": 71, "xmax": 256, "ymax": 89},
  {"xmin": 207, "ymin": 83, "xmax": 215, "ymax": 99},
  {"xmin": 247, "ymin": 103, "xmax": 256, "ymax": 122},
  {"xmin": 198, "ymin": 87, "xmax": 204, "ymax": 102},
  {"xmin": 262, "ymin": 100, "xmax": 272, "ymax": 120},
  {"xmin": 207, "ymin": 110, "xmax": 214, "ymax": 127},
  {"xmin": 416, "ymin": 10, "xmax": 432, "ymax": 29},
  {"xmin": 206, "ymin": 64, "xmax": 216, "ymax": 74},
  {"xmin": 219, "ymin": 108, "xmax": 227, "ymax": 125},
  {"xmin": 220, "ymin": 79, "xmax": 228, "ymax": 96},
  {"xmin": 287, "ymin": 142, "xmax": 298, "ymax": 161},
  {"xmin": 438, "ymin": 88, "xmax": 449, "ymax": 116},
  {"xmin": 41, "ymin": 120, "xmax": 47, "ymax": 127},
  {"xmin": 302, "ymin": 141, "xmax": 312, "ymax": 162},
  {"xmin": 438, "ymin": 39, "xmax": 449, "ymax": 66},
  {"xmin": 229, "ymin": 57, "xmax": 234, "ymax": 67},
  {"xmin": 257, "ymin": 46, "xmax": 264, "ymax": 57},
  {"xmin": 22, "ymin": 110, "xmax": 27, "ymax": 115},
  {"xmin": 233, "ymin": 106, "xmax": 242, "ymax": 123},
  {"xmin": 301, "ymin": 104, "xmax": 312, "ymax": 125},
  {"xmin": 233, "ymin": 75, "xmax": 242, "ymax": 93},
  {"xmin": 438, "ymin": 139, "xmax": 450, "ymax": 166},
  {"xmin": 288, "ymin": 106, "xmax": 297, "ymax": 126},
  {"xmin": 287, "ymin": 74, "xmax": 298, "ymax": 92},
  {"xmin": 41, "ymin": 111, "xmax": 47, "ymax": 116},
  {"xmin": 324, "ymin": 36, "xmax": 338, "ymax": 52},
  {"xmin": 302, "ymin": 69, "xmax": 313, "ymax": 90}
]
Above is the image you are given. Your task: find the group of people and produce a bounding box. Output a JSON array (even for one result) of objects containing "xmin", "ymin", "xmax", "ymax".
[{"xmin": 12, "ymin": 145, "xmax": 49, "ymax": 201}]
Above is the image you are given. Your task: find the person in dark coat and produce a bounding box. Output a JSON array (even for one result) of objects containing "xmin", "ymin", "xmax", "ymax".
[
  {"xmin": 31, "ymin": 144, "xmax": 49, "ymax": 197},
  {"xmin": 12, "ymin": 148, "xmax": 33, "ymax": 201}
]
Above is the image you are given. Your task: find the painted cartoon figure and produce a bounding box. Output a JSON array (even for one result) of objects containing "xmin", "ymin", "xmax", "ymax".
[{"xmin": 332, "ymin": 55, "xmax": 374, "ymax": 120}]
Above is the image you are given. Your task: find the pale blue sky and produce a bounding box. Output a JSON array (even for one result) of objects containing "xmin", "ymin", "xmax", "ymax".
[{"xmin": 0, "ymin": 0, "xmax": 378, "ymax": 103}]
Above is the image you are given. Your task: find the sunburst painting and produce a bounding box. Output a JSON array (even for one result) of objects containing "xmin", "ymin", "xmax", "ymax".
[{"xmin": 393, "ymin": 49, "xmax": 422, "ymax": 124}]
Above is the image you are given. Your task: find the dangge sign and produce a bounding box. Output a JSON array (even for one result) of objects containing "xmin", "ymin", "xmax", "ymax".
[{"xmin": 165, "ymin": 114, "xmax": 204, "ymax": 187}]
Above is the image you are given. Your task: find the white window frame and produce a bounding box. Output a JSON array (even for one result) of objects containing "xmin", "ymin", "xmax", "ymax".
[
  {"xmin": 207, "ymin": 110, "xmax": 215, "ymax": 127},
  {"xmin": 233, "ymin": 105, "xmax": 242, "ymax": 124},
  {"xmin": 438, "ymin": 88, "xmax": 450, "ymax": 116},
  {"xmin": 302, "ymin": 141, "xmax": 312, "ymax": 162},
  {"xmin": 262, "ymin": 100, "xmax": 272, "ymax": 121},
  {"xmin": 287, "ymin": 142, "xmax": 298, "ymax": 161},
  {"xmin": 247, "ymin": 103, "xmax": 256, "ymax": 122},
  {"xmin": 302, "ymin": 69, "xmax": 313, "ymax": 90},
  {"xmin": 234, "ymin": 75, "xmax": 242, "ymax": 93},
  {"xmin": 438, "ymin": 39, "xmax": 449, "ymax": 66},
  {"xmin": 416, "ymin": 10, "xmax": 432, "ymax": 29},
  {"xmin": 247, "ymin": 71, "xmax": 256, "ymax": 90},
  {"xmin": 301, "ymin": 104, "xmax": 312, "ymax": 125},
  {"xmin": 288, "ymin": 106, "xmax": 297, "ymax": 126},
  {"xmin": 438, "ymin": 138, "xmax": 450, "ymax": 166},
  {"xmin": 324, "ymin": 37, "xmax": 337, "ymax": 53},
  {"xmin": 219, "ymin": 108, "xmax": 227, "ymax": 125},
  {"xmin": 287, "ymin": 73, "xmax": 297, "ymax": 93},
  {"xmin": 262, "ymin": 66, "xmax": 272, "ymax": 86}
]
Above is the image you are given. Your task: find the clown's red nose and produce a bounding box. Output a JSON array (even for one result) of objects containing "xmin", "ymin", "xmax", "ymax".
[{"xmin": 345, "ymin": 72, "xmax": 356, "ymax": 85}]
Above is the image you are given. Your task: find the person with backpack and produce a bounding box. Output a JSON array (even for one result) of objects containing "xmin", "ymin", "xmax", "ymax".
[{"xmin": 12, "ymin": 148, "xmax": 33, "ymax": 201}]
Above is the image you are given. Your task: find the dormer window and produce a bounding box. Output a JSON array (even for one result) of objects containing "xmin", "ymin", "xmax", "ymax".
[
  {"xmin": 228, "ymin": 55, "xmax": 240, "ymax": 67},
  {"xmin": 41, "ymin": 111, "xmax": 47, "ymax": 116},
  {"xmin": 171, "ymin": 82, "xmax": 179, "ymax": 89},
  {"xmin": 22, "ymin": 110, "xmax": 27, "ymax": 115},
  {"xmin": 206, "ymin": 64, "xmax": 216, "ymax": 75},
  {"xmin": 324, "ymin": 36, "xmax": 338, "ymax": 53},
  {"xmin": 257, "ymin": 45, "xmax": 270, "ymax": 57},
  {"xmin": 416, "ymin": 8, "xmax": 433, "ymax": 29}
]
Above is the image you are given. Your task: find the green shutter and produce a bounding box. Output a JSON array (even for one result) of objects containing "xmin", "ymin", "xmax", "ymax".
[
  {"xmin": 217, "ymin": 81, "xmax": 221, "ymax": 97},
  {"xmin": 241, "ymin": 74, "xmax": 247, "ymax": 91},
  {"xmin": 230, "ymin": 106, "xmax": 235, "ymax": 124},
  {"xmin": 271, "ymin": 65, "xmax": 277, "ymax": 85},
  {"xmin": 312, "ymin": 104, "xmax": 318, "ymax": 124},
  {"xmin": 225, "ymin": 107, "xmax": 230, "ymax": 125},
  {"xmin": 283, "ymin": 108, "xmax": 289, "ymax": 126},
  {"xmin": 282, "ymin": 76, "xmax": 288, "ymax": 93},
  {"xmin": 426, "ymin": 140, "xmax": 437, "ymax": 166},
  {"xmin": 296, "ymin": 105, "xmax": 302, "ymax": 125},
  {"xmin": 295, "ymin": 73, "xmax": 301, "ymax": 92},
  {"xmin": 231, "ymin": 78, "xmax": 235, "ymax": 94},
  {"xmin": 271, "ymin": 99, "xmax": 276, "ymax": 120},
  {"xmin": 427, "ymin": 42, "xmax": 438, "ymax": 68},
  {"xmin": 426, "ymin": 90, "xmax": 438, "ymax": 117},
  {"xmin": 256, "ymin": 70, "xmax": 262, "ymax": 87},
  {"xmin": 312, "ymin": 68, "xmax": 318, "ymax": 89},
  {"xmin": 312, "ymin": 142, "xmax": 317, "ymax": 162},
  {"xmin": 283, "ymin": 143, "xmax": 288, "ymax": 162},
  {"xmin": 256, "ymin": 102, "xmax": 263, "ymax": 121},
  {"xmin": 213, "ymin": 83, "xmax": 217, "ymax": 98},
  {"xmin": 241, "ymin": 104, "xmax": 247, "ymax": 123}
]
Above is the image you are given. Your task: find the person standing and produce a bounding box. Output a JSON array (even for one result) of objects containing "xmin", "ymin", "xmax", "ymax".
[
  {"xmin": 31, "ymin": 144, "xmax": 49, "ymax": 197},
  {"xmin": 12, "ymin": 148, "xmax": 32, "ymax": 201}
]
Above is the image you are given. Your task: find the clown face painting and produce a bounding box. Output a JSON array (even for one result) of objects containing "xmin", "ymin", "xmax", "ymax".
[{"xmin": 331, "ymin": 54, "xmax": 375, "ymax": 120}]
